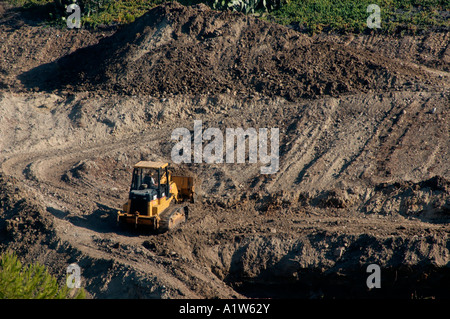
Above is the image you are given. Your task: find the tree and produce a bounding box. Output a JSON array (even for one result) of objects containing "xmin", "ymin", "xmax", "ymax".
[{"xmin": 0, "ymin": 251, "xmax": 85, "ymax": 299}]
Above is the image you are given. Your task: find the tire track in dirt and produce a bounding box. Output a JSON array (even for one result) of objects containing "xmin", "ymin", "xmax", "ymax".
[
  {"xmin": 266, "ymin": 88, "xmax": 449, "ymax": 200},
  {"xmin": 266, "ymin": 98, "xmax": 339, "ymax": 193},
  {"xmin": 269, "ymin": 94, "xmax": 390, "ymax": 193}
]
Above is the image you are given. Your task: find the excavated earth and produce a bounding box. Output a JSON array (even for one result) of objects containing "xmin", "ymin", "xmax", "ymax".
[{"xmin": 0, "ymin": 1, "xmax": 449, "ymax": 298}]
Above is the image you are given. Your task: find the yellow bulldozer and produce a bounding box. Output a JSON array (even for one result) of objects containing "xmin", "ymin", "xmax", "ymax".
[{"xmin": 117, "ymin": 161, "xmax": 195, "ymax": 232}]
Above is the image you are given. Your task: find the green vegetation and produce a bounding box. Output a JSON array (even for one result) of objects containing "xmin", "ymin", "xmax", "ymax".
[
  {"xmin": 267, "ymin": 0, "xmax": 373, "ymax": 33},
  {"xmin": 5, "ymin": 0, "xmax": 450, "ymax": 33},
  {"xmin": 212, "ymin": 0, "xmax": 283, "ymax": 14},
  {"xmin": 76, "ymin": 0, "xmax": 166, "ymax": 27},
  {"xmin": 0, "ymin": 251, "xmax": 85, "ymax": 299},
  {"xmin": 266, "ymin": 0, "xmax": 449, "ymax": 33}
]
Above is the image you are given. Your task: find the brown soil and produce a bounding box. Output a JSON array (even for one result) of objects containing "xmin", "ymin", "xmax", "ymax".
[
  {"xmin": 0, "ymin": 1, "xmax": 449, "ymax": 299},
  {"xmin": 16, "ymin": 2, "xmax": 448, "ymax": 100}
]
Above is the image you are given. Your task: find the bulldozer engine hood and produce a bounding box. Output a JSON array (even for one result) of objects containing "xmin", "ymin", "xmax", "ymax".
[{"xmin": 129, "ymin": 188, "xmax": 159, "ymax": 201}]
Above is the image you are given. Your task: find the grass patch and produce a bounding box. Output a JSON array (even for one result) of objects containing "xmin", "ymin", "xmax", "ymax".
[
  {"xmin": 266, "ymin": 0, "xmax": 449, "ymax": 34},
  {"xmin": 80, "ymin": 0, "xmax": 167, "ymax": 27},
  {"xmin": 266, "ymin": 0, "xmax": 373, "ymax": 33}
]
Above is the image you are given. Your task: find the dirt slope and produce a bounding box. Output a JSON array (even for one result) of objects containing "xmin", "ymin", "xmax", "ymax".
[
  {"xmin": 1, "ymin": 88, "xmax": 449, "ymax": 298},
  {"xmin": 25, "ymin": 2, "xmax": 447, "ymax": 100},
  {"xmin": 0, "ymin": 1, "xmax": 449, "ymax": 299}
]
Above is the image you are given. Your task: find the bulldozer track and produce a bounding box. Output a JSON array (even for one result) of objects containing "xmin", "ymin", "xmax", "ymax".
[{"xmin": 159, "ymin": 205, "xmax": 187, "ymax": 232}]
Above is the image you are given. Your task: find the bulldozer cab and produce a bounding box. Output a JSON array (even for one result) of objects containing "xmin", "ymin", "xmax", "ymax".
[{"xmin": 130, "ymin": 161, "xmax": 170, "ymax": 199}]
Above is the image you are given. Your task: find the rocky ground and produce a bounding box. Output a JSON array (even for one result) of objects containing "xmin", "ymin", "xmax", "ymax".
[{"xmin": 0, "ymin": 1, "xmax": 449, "ymax": 299}]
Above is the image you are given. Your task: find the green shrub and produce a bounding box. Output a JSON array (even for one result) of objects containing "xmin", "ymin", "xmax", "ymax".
[{"xmin": 0, "ymin": 251, "xmax": 85, "ymax": 299}]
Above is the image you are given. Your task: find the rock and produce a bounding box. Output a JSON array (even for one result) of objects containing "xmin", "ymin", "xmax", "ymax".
[{"xmin": 334, "ymin": 247, "xmax": 345, "ymax": 258}]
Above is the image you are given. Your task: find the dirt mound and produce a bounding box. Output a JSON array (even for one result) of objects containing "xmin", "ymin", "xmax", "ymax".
[
  {"xmin": 49, "ymin": 2, "xmax": 443, "ymax": 100},
  {"xmin": 0, "ymin": 173, "xmax": 55, "ymax": 257},
  {"xmin": 363, "ymin": 176, "xmax": 450, "ymax": 221}
]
